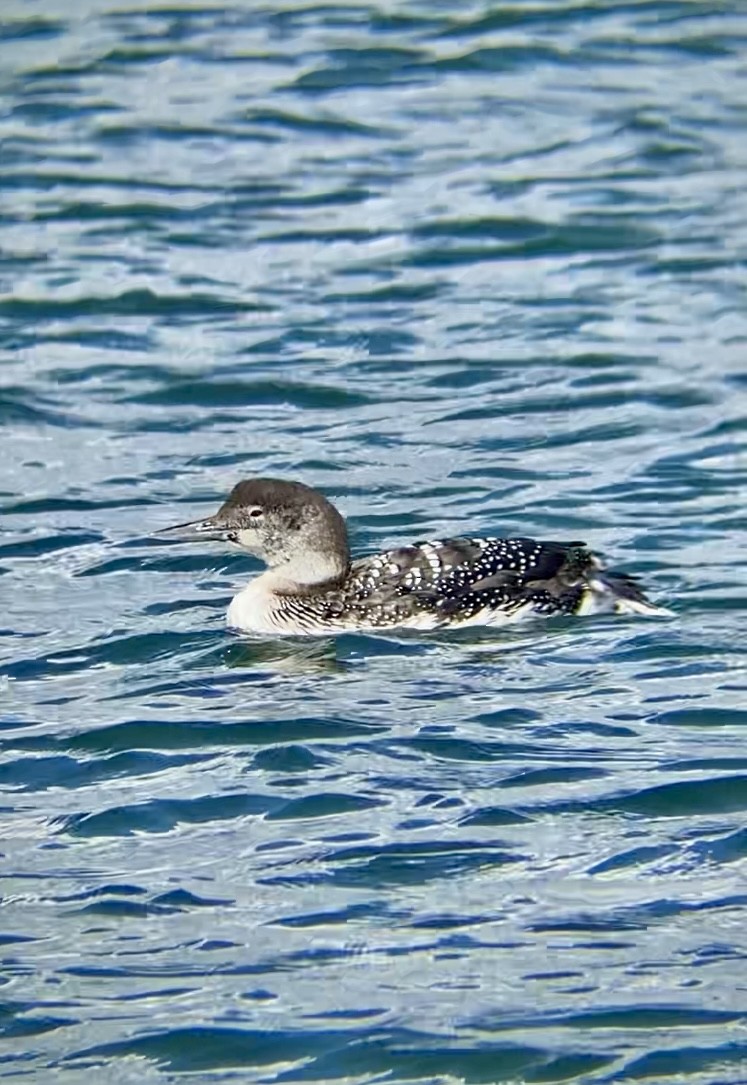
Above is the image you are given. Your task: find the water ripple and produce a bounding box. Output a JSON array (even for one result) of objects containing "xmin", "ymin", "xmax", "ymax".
[{"xmin": 1, "ymin": 0, "xmax": 746, "ymax": 1081}]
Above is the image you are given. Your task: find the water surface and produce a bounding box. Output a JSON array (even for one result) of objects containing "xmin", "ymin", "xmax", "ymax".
[{"xmin": 1, "ymin": 1, "xmax": 746, "ymax": 1081}]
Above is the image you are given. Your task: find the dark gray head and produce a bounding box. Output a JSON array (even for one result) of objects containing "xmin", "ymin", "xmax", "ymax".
[{"xmin": 164, "ymin": 478, "xmax": 350, "ymax": 585}]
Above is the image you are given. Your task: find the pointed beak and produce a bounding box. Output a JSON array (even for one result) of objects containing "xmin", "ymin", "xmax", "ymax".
[{"xmin": 157, "ymin": 517, "xmax": 231, "ymax": 543}]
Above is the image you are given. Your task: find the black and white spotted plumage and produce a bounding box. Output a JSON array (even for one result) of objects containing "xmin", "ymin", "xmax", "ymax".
[
  {"xmin": 163, "ymin": 478, "xmax": 670, "ymax": 636},
  {"xmin": 307, "ymin": 535, "xmax": 654, "ymax": 632}
]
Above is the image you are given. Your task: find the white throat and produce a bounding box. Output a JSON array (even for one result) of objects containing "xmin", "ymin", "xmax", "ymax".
[{"xmin": 270, "ymin": 550, "xmax": 347, "ymax": 587}]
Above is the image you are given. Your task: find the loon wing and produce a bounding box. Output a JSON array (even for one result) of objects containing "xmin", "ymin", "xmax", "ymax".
[
  {"xmin": 428, "ymin": 537, "xmax": 596, "ymax": 617},
  {"xmin": 350, "ymin": 536, "xmax": 594, "ymax": 611},
  {"xmin": 334, "ymin": 535, "xmax": 667, "ymax": 627}
]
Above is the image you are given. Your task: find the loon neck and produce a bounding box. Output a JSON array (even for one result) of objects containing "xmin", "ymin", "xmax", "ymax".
[{"xmin": 264, "ymin": 551, "xmax": 349, "ymax": 594}]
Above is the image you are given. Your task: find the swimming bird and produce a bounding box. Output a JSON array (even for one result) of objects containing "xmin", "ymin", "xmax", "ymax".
[{"xmin": 162, "ymin": 478, "xmax": 670, "ymax": 636}]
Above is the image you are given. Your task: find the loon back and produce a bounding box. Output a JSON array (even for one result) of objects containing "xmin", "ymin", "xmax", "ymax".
[{"xmin": 322, "ymin": 535, "xmax": 664, "ymax": 631}]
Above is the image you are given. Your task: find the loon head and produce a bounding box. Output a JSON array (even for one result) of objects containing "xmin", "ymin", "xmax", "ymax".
[{"xmin": 163, "ymin": 478, "xmax": 350, "ymax": 586}]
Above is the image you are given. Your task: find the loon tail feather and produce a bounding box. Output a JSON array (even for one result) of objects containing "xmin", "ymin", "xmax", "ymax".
[{"xmin": 582, "ymin": 571, "xmax": 674, "ymax": 617}]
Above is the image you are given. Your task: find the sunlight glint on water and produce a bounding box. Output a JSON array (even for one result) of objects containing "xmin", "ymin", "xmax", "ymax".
[{"xmin": 1, "ymin": 1, "xmax": 746, "ymax": 1081}]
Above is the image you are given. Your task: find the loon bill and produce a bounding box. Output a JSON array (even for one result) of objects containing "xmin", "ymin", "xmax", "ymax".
[{"xmin": 161, "ymin": 477, "xmax": 672, "ymax": 636}]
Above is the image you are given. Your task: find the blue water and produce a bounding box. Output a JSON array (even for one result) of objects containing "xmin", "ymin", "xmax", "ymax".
[{"xmin": 1, "ymin": 0, "xmax": 746, "ymax": 1081}]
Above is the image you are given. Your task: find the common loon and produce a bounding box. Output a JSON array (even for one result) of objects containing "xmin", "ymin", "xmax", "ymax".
[{"xmin": 162, "ymin": 478, "xmax": 671, "ymax": 636}]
